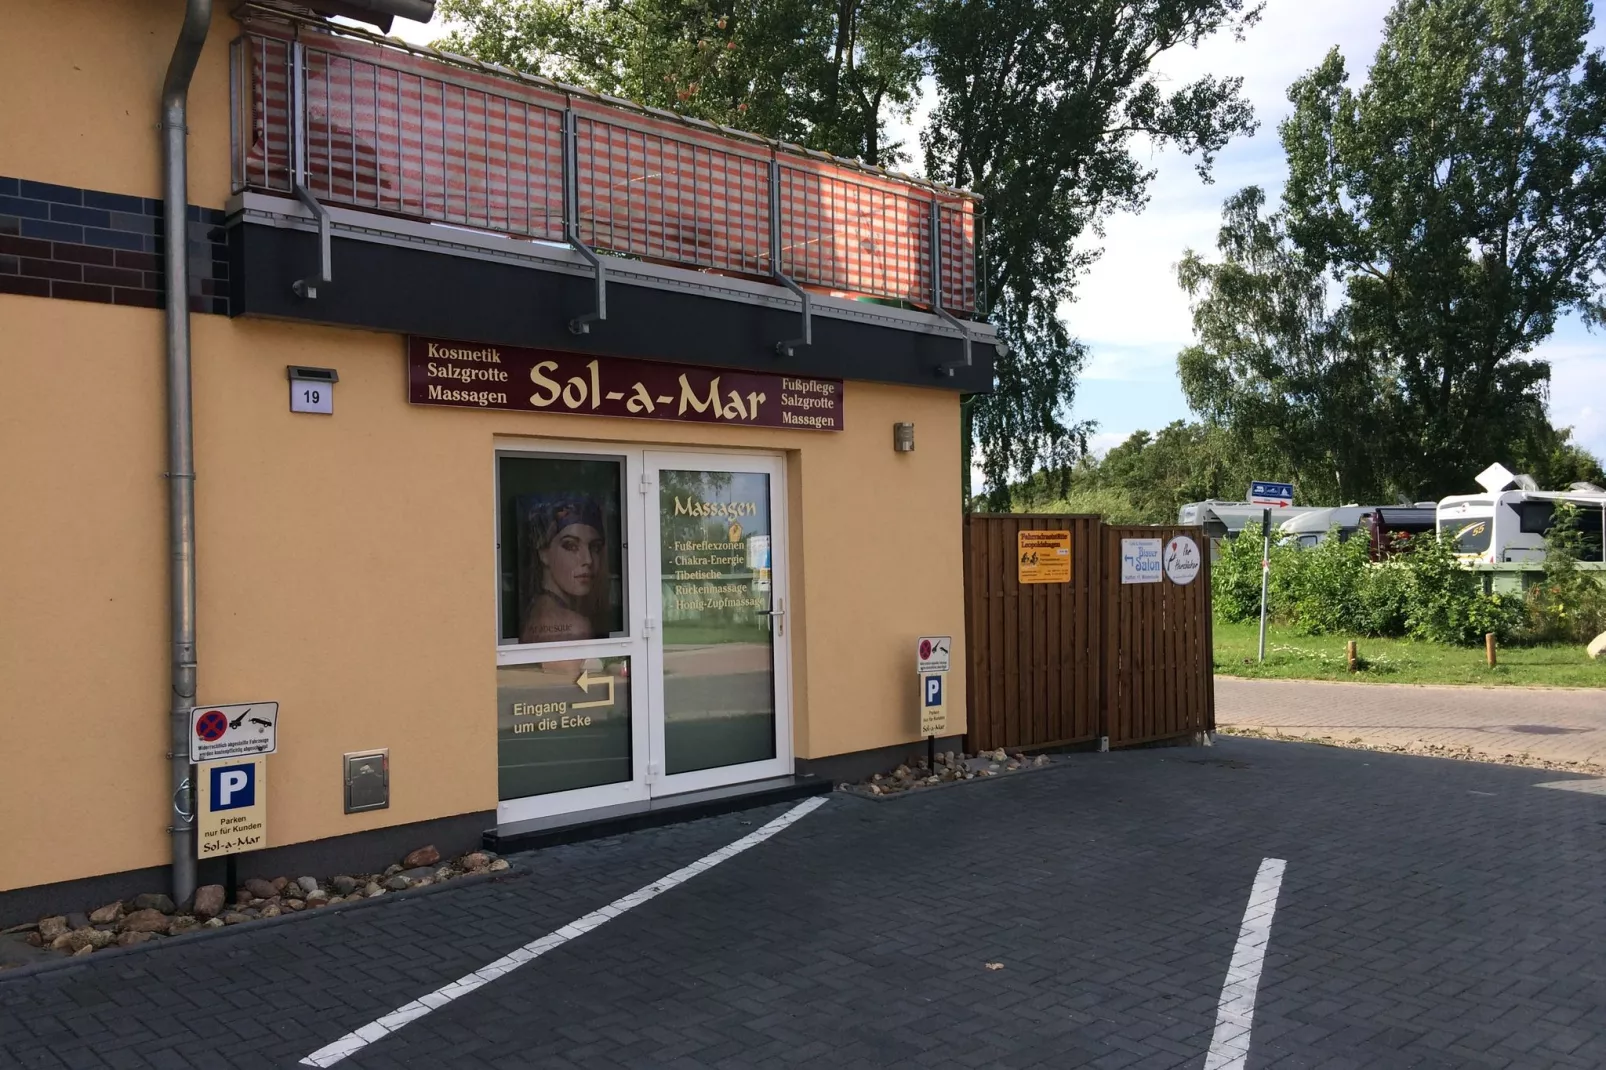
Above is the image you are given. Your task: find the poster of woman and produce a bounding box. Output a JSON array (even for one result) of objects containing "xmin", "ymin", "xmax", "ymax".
[{"xmin": 517, "ymin": 493, "xmax": 616, "ymax": 643}]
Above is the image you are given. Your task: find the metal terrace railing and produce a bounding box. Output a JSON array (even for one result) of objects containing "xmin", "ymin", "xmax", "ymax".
[{"xmin": 230, "ymin": 21, "xmax": 980, "ymax": 317}]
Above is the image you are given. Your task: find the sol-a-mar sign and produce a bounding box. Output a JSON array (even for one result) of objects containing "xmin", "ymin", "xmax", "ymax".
[
  {"xmin": 1017, "ymin": 530, "xmax": 1071, "ymax": 584},
  {"xmin": 196, "ymin": 756, "xmax": 267, "ymax": 858},
  {"xmin": 408, "ymin": 338, "xmax": 843, "ymax": 431}
]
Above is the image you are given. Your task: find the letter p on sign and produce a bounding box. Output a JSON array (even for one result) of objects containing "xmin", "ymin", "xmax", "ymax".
[
  {"xmin": 925, "ymin": 674, "xmax": 944, "ymax": 707},
  {"xmin": 211, "ymin": 763, "xmax": 256, "ymax": 811}
]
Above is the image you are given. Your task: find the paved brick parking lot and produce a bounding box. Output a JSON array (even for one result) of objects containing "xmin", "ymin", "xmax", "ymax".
[
  {"xmin": 3, "ymin": 736, "xmax": 1606, "ymax": 1068},
  {"xmin": 1218, "ymin": 677, "xmax": 1606, "ymax": 768}
]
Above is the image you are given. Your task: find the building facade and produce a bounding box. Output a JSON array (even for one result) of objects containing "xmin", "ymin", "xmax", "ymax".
[{"xmin": 0, "ymin": 1, "xmax": 993, "ymax": 913}]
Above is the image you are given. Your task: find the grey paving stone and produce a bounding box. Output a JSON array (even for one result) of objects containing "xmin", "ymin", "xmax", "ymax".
[{"xmin": 2, "ymin": 737, "xmax": 1605, "ymax": 1067}]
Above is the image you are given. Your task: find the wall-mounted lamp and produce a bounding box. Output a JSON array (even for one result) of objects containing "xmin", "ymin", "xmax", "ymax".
[{"xmin": 893, "ymin": 422, "xmax": 915, "ymax": 452}]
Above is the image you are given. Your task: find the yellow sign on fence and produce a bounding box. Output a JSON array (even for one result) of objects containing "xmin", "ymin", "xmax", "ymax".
[{"xmin": 1017, "ymin": 530, "xmax": 1071, "ymax": 584}]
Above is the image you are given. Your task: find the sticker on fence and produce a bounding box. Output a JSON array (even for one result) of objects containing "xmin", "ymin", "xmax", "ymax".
[
  {"xmin": 1164, "ymin": 536, "xmax": 1202, "ymax": 585},
  {"xmin": 1017, "ymin": 530, "xmax": 1071, "ymax": 584},
  {"xmin": 1120, "ymin": 538, "xmax": 1163, "ymax": 584}
]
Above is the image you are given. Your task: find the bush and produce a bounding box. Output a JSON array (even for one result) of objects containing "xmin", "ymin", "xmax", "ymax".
[
  {"xmin": 1209, "ymin": 524, "xmax": 1527, "ymax": 646},
  {"xmin": 1283, "ymin": 529, "xmax": 1372, "ymax": 634}
]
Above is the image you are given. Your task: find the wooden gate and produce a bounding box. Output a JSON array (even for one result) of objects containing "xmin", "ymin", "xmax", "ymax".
[
  {"xmin": 962, "ymin": 515, "xmax": 1214, "ymax": 751},
  {"xmin": 963, "ymin": 515, "xmax": 1103, "ymax": 752},
  {"xmin": 1100, "ymin": 525, "xmax": 1215, "ymax": 747}
]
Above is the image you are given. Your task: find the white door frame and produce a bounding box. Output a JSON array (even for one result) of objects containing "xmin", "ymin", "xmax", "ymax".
[
  {"xmin": 493, "ymin": 440, "xmax": 793, "ymax": 823},
  {"xmin": 643, "ymin": 450, "xmax": 793, "ymax": 796},
  {"xmin": 493, "ymin": 440, "xmax": 651, "ymax": 826}
]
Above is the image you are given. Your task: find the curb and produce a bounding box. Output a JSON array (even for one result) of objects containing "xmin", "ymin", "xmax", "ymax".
[{"xmin": 0, "ymin": 864, "xmax": 526, "ymax": 984}]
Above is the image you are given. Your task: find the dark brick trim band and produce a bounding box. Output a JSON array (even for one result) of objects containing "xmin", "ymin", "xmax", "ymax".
[{"xmin": 0, "ymin": 175, "xmax": 228, "ymax": 315}]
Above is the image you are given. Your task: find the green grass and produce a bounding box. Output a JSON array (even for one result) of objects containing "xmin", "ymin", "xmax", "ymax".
[{"xmin": 1213, "ymin": 619, "xmax": 1606, "ymax": 687}]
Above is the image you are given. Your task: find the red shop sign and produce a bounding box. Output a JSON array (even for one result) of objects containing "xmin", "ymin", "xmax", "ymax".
[{"xmin": 407, "ymin": 338, "xmax": 843, "ymax": 431}]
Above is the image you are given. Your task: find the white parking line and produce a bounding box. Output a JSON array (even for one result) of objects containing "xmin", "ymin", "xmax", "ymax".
[
  {"xmin": 299, "ymin": 796, "xmax": 828, "ymax": 1067},
  {"xmin": 1203, "ymin": 857, "xmax": 1287, "ymax": 1070}
]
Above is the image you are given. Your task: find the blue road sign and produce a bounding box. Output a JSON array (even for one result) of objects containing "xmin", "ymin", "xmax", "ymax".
[
  {"xmin": 1248, "ymin": 481, "xmax": 1295, "ymax": 507},
  {"xmin": 209, "ymin": 762, "xmax": 257, "ymax": 811},
  {"xmin": 924, "ymin": 674, "xmax": 944, "ymax": 708}
]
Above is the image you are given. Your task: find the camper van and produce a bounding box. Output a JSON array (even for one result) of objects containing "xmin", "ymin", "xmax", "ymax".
[
  {"xmin": 1177, "ymin": 500, "xmax": 1325, "ymax": 540},
  {"xmin": 1436, "ymin": 488, "xmax": 1606, "ymax": 564},
  {"xmin": 1278, "ymin": 504, "xmax": 1438, "ymax": 551}
]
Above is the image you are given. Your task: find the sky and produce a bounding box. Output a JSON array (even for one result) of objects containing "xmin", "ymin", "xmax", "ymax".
[{"xmin": 386, "ymin": 1, "xmax": 1606, "ymax": 468}]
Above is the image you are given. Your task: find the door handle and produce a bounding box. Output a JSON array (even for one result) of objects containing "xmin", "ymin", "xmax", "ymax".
[{"xmin": 766, "ymin": 597, "xmax": 785, "ymax": 636}]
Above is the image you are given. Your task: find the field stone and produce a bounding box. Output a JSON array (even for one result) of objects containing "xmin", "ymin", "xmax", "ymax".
[
  {"xmin": 402, "ymin": 845, "xmax": 441, "ymax": 869},
  {"xmin": 169, "ymin": 916, "xmax": 202, "ymax": 936},
  {"xmin": 191, "ymin": 885, "xmax": 226, "ymax": 920},
  {"xmin": 385, "ymin": 875, "xmax": 411, "ymax": 891},
  {"xmin": 460, "ymin": 852, "xmax": 491, "ymax": 872},
  {"xmin": 121, "ymin": 909, "xmax": 171, "ymax": 935},
  {"xmin": 88, "ymin": 902, "xmax": 123, "ymax": 926},
  {"xmin": 117, "ymin": 931, "xmax": 158, "ymax": 947},
  {"xmin": 488, "ymin": 859, "xmax": 510, "ymax": 872},
  {"xmin": 259, "ymin": 903, "xmax": 282, "ymax": 919},
  {"xmin": 133, "ymin": 893, "xmax": 175, "ymax": 914},
  {"xmin": 222, "ymin": 912, "xmax": 251, "ymax": 925},
  {"xmin": 71, "ymin": 944, "xmax": 95, "ymax": 957},
  {"xmin": 331, "ymin": 875, "xmax": 358, "ymax": 896},
  {"xmin": 243, "ymin": 878, "xmax": 277, "ymax": 900},
  {"xmin": 68, "ymin": 928, "xmax": 114, "ymax": 951},
  {"xmin": 364, "ymin": 881, "xmax": 385, "ymax": 897},
  {"xmin": 204, "ymin": 918, "xmax": 225, "ymax": 929},
  {"xmin": 271, "ymin": 876, "xmax": 289, "ymax": 893},
  {"xmin": 65, "ymin": 912, "xmax": 90, "ymax": 932},
  {"xmin": 37, "ymin": 917, "xmax": 69, "ymax": 942},
  {"xmin": 296, "ymin": 876, "xmax": 320, "ymax": 896}
]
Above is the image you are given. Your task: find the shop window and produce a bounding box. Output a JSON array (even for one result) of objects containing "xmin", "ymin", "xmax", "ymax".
[{"xmin": 496, "ymin": 454, "xmax": 627, "ymax": 645}]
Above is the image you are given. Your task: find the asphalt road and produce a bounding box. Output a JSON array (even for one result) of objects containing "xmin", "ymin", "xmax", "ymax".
[
  {"xmin": 3, "ymin": 735, "xmax": 1606, "ymax": 1068},
  {"xmin": 1218, "ymin": 676, "xmax": 1606, "ymax": 768}
]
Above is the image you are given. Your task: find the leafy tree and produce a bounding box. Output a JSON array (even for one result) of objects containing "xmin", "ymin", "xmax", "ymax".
[
  {"xmin": 1183, "ymin": 0, "xmax": 1606, "ymax": 501},
  {"xmin": 922, "ymin": 0, "xmax": 1261, "ymax": 506},
  {"xmin": 1177, "ymin": 188, "xmax": 1386, "ymax": 504},
  {"xmin": 438, "ymin": 1, "xmax": 1265, "ymax": 506},
  {"xmin": 437, "ymin": 0, "xmax": 923, "ymax": 165}
]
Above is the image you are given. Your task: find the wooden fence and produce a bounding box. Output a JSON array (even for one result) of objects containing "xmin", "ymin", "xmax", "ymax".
[{"xmin": 963, "ymin": 515, "xmax": 1214, "ymax": 751}]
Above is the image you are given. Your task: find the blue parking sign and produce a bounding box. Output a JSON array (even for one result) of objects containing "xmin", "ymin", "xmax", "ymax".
[
  {"xmin": 209, "ymin": 762, "xmax": 256, "ymax": 811},
  {"xmin": 924, "ymin": 674, "xmax": 944, "ymax": 708}
]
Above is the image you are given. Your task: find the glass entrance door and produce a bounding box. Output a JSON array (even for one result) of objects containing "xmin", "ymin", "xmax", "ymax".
[
  {"xmin": 645, "ymin": 453, "xmax": 791, "ymax": 794},
  {"xmin": 493, "ymin": 444, "xmax": 790, "ymax": 825}
]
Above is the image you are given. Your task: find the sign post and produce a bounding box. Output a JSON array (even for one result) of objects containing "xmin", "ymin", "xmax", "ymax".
[
  {"xmin": 916, "ymin": 637, "xmax": 952, "ymax": 769},
  {"xmin": 1247, "ymin": 483, "xmax": 1291, "ymax": 664},
  {"xmin": 1257, "ymin": 508, "xmax": 1272, "ymax": 662}
]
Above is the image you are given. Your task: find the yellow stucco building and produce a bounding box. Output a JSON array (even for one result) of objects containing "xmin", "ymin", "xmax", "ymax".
[{"xmin": 0, "ymin": 0, "xmax": 993, "ymax": 915}]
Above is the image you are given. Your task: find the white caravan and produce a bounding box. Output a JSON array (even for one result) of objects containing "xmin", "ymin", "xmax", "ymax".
[{"xmin": 1436, "ymin": 464, "xmax": 1606, "ymax": 564}]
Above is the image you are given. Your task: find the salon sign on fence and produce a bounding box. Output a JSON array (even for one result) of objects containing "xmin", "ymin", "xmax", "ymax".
[{"xmin": 1120, "ymin": 538, "xmax": 1163, "ymax": 584}]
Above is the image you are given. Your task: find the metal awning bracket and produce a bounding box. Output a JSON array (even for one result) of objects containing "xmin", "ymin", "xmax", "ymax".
[
  {"xmin": 930, "ymin": 197, "xmax": 973, "ymax": 378},
  {"xmin": 291, "ymin": 183, "xmax": 332, "ymax": 299},
  {"xmin": 768, "ymin": 158, "xmax": 810, "ymax": 357},
  {"xmin": 563, "ymin": 106, "xmax": 606, "ymax": 334},
  {"xmin": 773, "ymin": 271, "xmax": 812, "ymax": 357}
]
